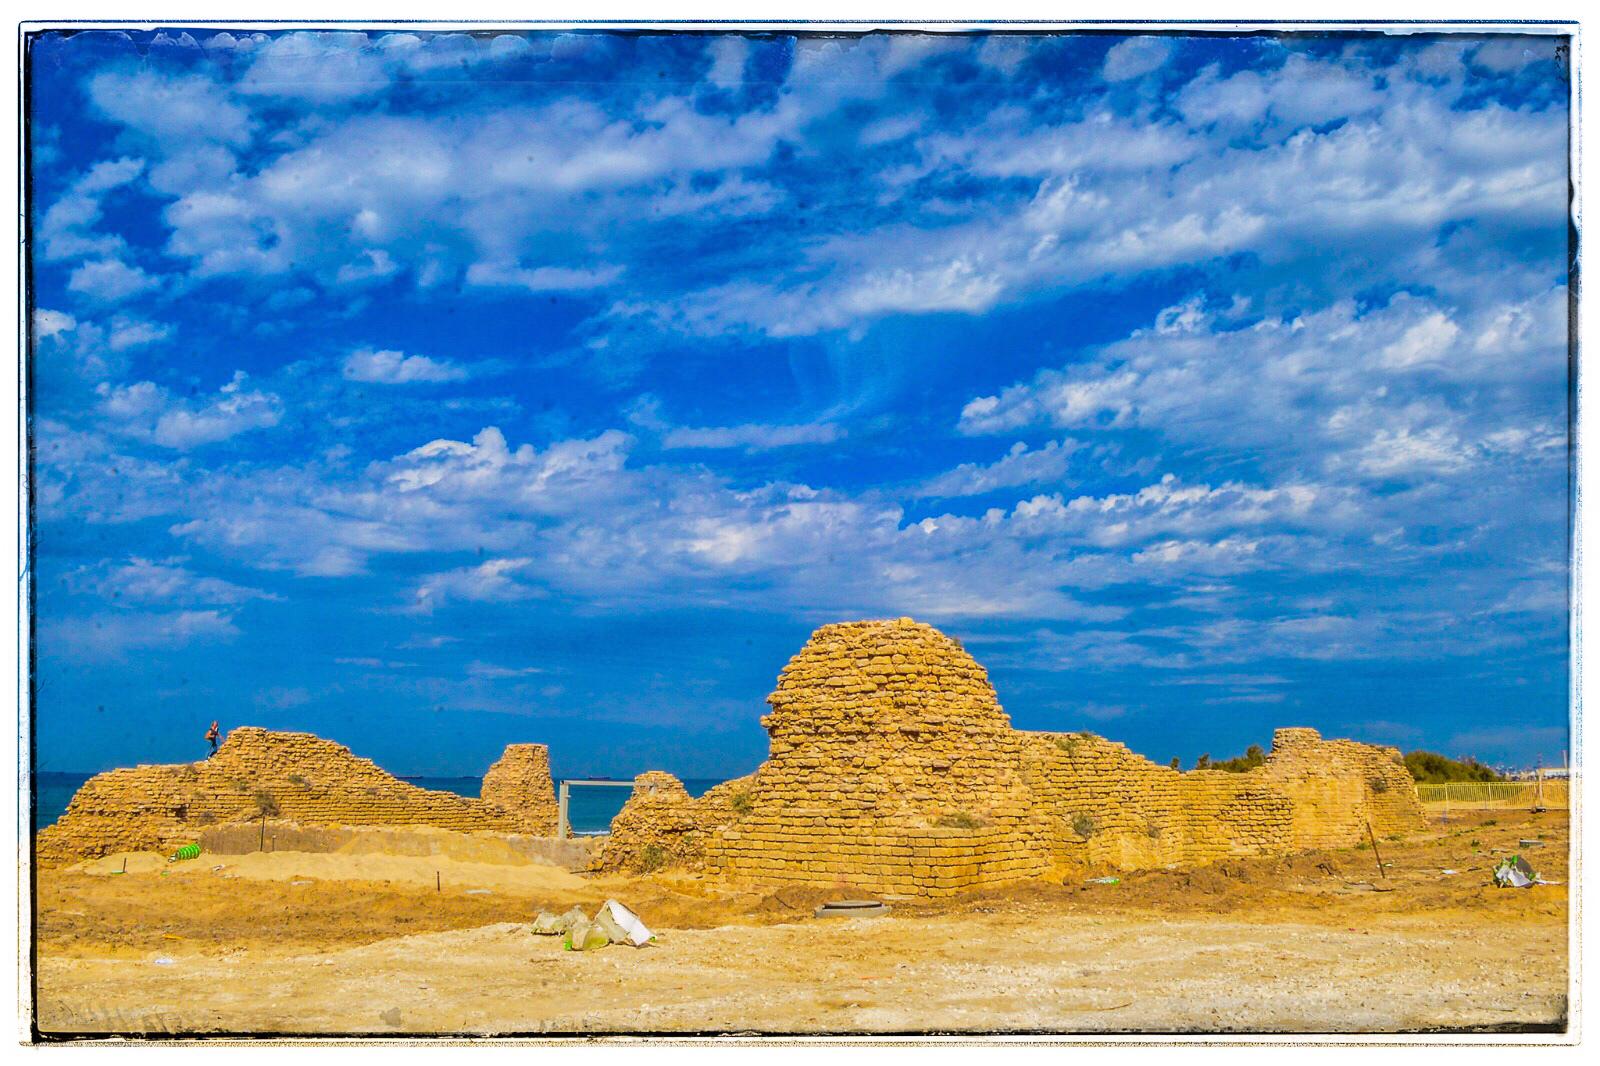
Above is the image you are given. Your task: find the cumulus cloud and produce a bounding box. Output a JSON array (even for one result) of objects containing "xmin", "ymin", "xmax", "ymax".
[
  {"xmin": 67, "ymin": 258, "xmax": 160, "ymax": 303},
  {"xmin": 408, "ymin": 558, "xmax": 544, "ymax": 614},
  {"xmin": 96, "ymin": 370, "xmax": 282, "ymax": 449},
  {"xmin": 342, "ymin": 348, "xmax": 468, "ymax": 384}
]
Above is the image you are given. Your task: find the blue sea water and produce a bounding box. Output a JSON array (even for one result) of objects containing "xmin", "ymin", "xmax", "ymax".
[{"xmin": 31, "ymin": 771, "xmax": 725, "ymax": 836}]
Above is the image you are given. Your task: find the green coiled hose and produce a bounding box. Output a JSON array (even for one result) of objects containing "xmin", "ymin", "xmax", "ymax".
[{"xmin": 168, "ymin": 843, "xmax": 201, "ymax": 862}]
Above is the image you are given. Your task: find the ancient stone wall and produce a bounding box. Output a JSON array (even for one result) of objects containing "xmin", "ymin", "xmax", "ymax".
[
  {"xmin": 480, "ymin": 743, "xmax": 560, "ymax": 836},
  {"xmin": 599, "ymin": 617, "xmax": 1428, "ymax": 896},
  {"xmin": 36, "ymin": 728, "xmax": 557, "ymax": 867}
]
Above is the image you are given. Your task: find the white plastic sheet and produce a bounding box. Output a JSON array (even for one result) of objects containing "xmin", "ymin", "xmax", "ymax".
[{"xmin": 600, "ymin": 899, "xmax": 654, "ymax": 946}]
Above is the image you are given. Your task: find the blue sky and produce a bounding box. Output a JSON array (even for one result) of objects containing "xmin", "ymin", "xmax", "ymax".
[{"xmin": 28, "ymin": 29, "xmax": 1571, "ymax": 778}]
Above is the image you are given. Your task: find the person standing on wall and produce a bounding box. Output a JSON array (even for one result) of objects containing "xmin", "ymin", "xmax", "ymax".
[{"xmin": 205, "ymin": 720, "xmax": 220, "ymax": 758}]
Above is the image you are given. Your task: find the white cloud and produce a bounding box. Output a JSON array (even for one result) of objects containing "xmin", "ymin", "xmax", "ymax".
[
  {"xmin": 662, "ymin": 421, "xmax": 844, "ymax": 452},
  {"xmin": 409, "ymin": 558, "xmax": 543, "ymax": 614},
  {"xmin": 342, "ymin": 348, "xmax": 468, "ymax": 384},
  {"xmin": 45, "ymin": 609, "xmax": 240, "ymax": 661},
  {"xmin": 958, "ymin": 289, "xmax": 1565, "ymax": 489},
  {"xmin": 1102, "ymin": 37, "xmax": 1174, "ymax": 81},
  {"xmin": 464, "ymin": 262, "xmax": 624, "ymax": 293},
  {"xmin": 705, "ymin": 36, "xmax": 749, "ymax": 89},
  {"xmin": 33, "ymin": 309, "xmax": 76, "ymax": 338},
  {"xmin": 68, "ymin": 557, "xmax": 276, "ymax": 607},
  {"xmin": 39, "ymin": 157, "xmax": 145, "ymax": 262},
  {"xmin": 86, "ymin": 68, "xmax": 254, "ymax": 147},
  {"xmin": 915, "ymin": 439, "xmax": 1079, "ymax": 498},
  {"xmin": 96, "ymin": 371, "xmax": 283, "ymax": 449},
  {"xmin": 67, "ymin": 258, "xmax": 160, "ymax": 303}
]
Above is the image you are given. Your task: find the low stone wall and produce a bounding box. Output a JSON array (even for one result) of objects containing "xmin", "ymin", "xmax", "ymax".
[
  {"xmin": 197, "ymin": 821, "xmax": 599, "ymax": 869},
  {"xmin": 596, "ymin": 618, "xmax": 1428, "ymax": 896},
  {"xmin": 36, "ymin": 728, "xmax": 559, "ymax": 867}
]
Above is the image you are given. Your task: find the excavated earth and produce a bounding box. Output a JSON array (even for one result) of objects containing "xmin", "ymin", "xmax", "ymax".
[{"xmin": 32, "ymin": 808, "xmax": 1568, "ymax": 1037}]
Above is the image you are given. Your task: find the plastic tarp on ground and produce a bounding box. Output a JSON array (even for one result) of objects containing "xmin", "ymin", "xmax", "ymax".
[
  {"xmin": 1493, "ymin": 855, "xmax": 1537, "ymax": 888},
  {"xmin": 596, "ymin": 899, "xmax": 653, "ymax": 947}
]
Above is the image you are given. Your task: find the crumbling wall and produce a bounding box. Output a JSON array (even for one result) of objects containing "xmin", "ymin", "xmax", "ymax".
[
  {"xmin": 1020, "ymin": 732, "xmax": 1296, "ymax": 869},
  {"xmin": 697, "ymin": 618, "xmax": 1050, "ymax": 896},
  {"xmin": 600, "ymin": 617, "xmax": 1430, "ymax": 896},
  {"xmin": 1260, "ymin": 727, "xmax": 1426, "ymax": 847},
  {"xmin": 480, "ymin": 743, "xmax": 560, "ymax": 835},
  {"xmin": 36, "ymin": 727, "xmax": 558, "ymax": 867}
]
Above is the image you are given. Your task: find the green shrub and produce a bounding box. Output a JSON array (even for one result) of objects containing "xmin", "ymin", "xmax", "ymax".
[
  {"xmin": 639, "ymin": 844, "xmax": 667, "ymax": 873},
  {"xmin": 1213, "ymin": 744, "xmax": 1267, "ymax": 773},
  {"xmin": 1369, "ymin": 776, "xmax": 1390, "ymax": 793},
  {"xmin": 252, "ymin": 790, "xmax": 280, "ymax": 817},
  {"xmin": 729, "ymin": 789, "xmax": 753, "ymax": 815},
  {"xmin": 1403, "ymin": 750, "xmax": 1502, "ymax": 783},
  {"xmin": 1071, "ymin": 813, "xmax": 1098, "ymax": 839},
  {"xmin": 1055, "ymin": 735, "xmax": 1080, "ymax": 757}
]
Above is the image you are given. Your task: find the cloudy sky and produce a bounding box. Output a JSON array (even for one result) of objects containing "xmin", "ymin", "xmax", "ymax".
[{"xmin": 29, "ymin": 29, "xmax": 1571, "ymax": 777}]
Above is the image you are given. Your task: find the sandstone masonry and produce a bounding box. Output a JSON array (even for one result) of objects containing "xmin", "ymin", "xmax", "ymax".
[
  {"xmin": 36, "ymin": 728, "xmax": 557, "ymax": 866},
  {"xmin": 597, "ymin": 618, "xmax": 1427, "ymax": 895}
]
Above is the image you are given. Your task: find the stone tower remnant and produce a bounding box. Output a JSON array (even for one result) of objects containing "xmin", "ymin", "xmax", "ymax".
[{"xmin": 598, "ymin": 617, "xmax": 1426, "ymax": 895}]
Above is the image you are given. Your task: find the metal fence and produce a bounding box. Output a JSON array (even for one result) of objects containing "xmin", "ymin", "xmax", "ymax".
[{"xmin": 1416, "ymin": 780, "xmax": 1570, "ymax": 810}]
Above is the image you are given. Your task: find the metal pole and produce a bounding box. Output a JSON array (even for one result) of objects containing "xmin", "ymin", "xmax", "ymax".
[{"xmin": 557, "ymin": 781, "xmax": 570, "ymax": 840}]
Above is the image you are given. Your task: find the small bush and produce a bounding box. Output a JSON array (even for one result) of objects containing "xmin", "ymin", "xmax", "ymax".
[
  {"xmin": 1368, "ymin": 776, "xmax": 1390, "ymax": 794},
  {"xmin": 1482, "ymin": 819, "xmax": 1498, "ymax": 827},
  {"xmin": 1404, "ymin": 750, "xmax": 1502, "ymax": 783},
  {"xmin": 935, "ymin": 812, "xmax": 984, "ymax": 830},
  {"xmin": 729, "ymin": 789, "xmax": 753, "ymax": 815},
  {"xmin": 639, "ymin": 844, "xmax": 667, "ymax": 873},
  {"xmin": 1145, "ymin": 818, "xmax": 1166, "ymax": 839},
  {"xmin": 252, "ymin": 790, "xmax": 280, "ymax": 817},
  {"xmin": 1055, "ymin": 735, "xmax": 1080, "ymax": 757},
  {"xmin": 286, "ymin": 775, "xmax": 309, "ymax": 788},
  {"xmin": 1072, "ymin": 813, "xmax": 1098, "ymax": 839},
  {"xmin": 1469, "ymin": 838, "xmax": 1482, "ymax": 850}
]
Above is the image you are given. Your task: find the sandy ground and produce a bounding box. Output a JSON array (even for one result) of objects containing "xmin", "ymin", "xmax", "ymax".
[{"xmin": 31, "ymin": 809, "xmax": 1570, "ymax": 1037}]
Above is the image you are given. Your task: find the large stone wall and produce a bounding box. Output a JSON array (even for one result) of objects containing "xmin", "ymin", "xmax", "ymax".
[
  {"xmin": 598, "ymin": 617, "xmax": 1427, "ymax": 896},
  {"xmin": 36, "ymin": 727, "xmax": 557, "ymax": 867}
]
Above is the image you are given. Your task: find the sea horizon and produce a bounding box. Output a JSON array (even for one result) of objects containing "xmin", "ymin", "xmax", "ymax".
[{"xmin": 30, "ymin": 770, "xmax": 730, "ymax": 835}]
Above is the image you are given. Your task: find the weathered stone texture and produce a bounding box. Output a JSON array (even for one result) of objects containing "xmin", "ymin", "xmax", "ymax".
[
  {"xmin": 480, "ymin": 743, "xmax": 560, "ymax": 836},
  {"xmin": 36, "ymin": 728, "xmax": 556, "ymax": 867},
  {"xmin": 599, "ymin": 617, "xmax": 1427, "ymax": 896}
]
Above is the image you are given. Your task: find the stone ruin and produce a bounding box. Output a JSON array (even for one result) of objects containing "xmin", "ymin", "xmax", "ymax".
[
  {"xmin": 35, "ymin": 618, "xmax": 1426, "ymax": 895},
  {"xmin": 595, "ymin": 618, "xmax": 1426, "ymax": 895},
  {"xmin": 35, "ymin": 727, "xmax": 558, "ymax": 867}
]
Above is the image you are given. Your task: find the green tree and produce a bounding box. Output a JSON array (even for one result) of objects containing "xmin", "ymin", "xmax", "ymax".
[
  {"xmin": 1214, "ymin": 744, "xmax": 1267, "ymax": 773},
  {"xmin": 1403, "ymin": 750, "xmax": 1502, "ymax": 783}
]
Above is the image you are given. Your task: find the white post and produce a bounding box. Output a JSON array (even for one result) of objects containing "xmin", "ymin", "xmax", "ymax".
[{"xmin": 557, "ymin": 781, "xmax": 570, "ymax": 840}]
